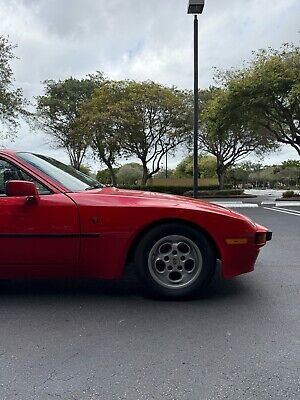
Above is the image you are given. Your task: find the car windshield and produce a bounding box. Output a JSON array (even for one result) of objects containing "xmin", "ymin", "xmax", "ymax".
[{"xmin": 17, "ymin": 152, "xmax": 104, "ymax": 192}]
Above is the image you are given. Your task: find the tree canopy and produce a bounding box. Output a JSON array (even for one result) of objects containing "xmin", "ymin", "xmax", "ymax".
[
  {"xmin": 219, "ymin": 45, "xmax": 300, "ymax": 156},
  {"xmin": 225, "ymin": 160, "xmax": 300, "ymax": 188},
  {"xmin": 78, "ymin": 80, "xmax": 126, "ymax": 185},
  {"xmin": 36, "ymin": 72, "xmax": 104, "ymax": 169},
  {"xmin": 29, "ymin": 41, "xmax": 298, "ymax": 187},
  {"xmin": 116, "ymin": 163, "xmax": 143, "ymax": 185},
  {"xmin": 118, "ymin": 81, "xmax": 192, "ymax": 185},
  {"xmin": 174, "ymin": 154, "xmax": 217, "ymax": 179},
  {"xmin": 80, "ymin": 80, "xmax": 192, "ymax": 185},
  {"xmin": 0, "ymin": 36, "xmax": 25, "ymax": 139},
  {"xmin": 200, "ymin": 87, "xmax": 278, "ymax": 188}
]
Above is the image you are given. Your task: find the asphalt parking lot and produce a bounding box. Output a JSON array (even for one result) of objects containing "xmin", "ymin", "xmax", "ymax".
[{"xmin": 0, "ymin": 204, "xmax": 299, "ymax": 400}]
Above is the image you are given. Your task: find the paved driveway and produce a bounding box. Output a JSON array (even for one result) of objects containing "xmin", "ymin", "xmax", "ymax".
[{"xmin": 0, "ymin": 206, "xmax": 299, "ymax": 400}]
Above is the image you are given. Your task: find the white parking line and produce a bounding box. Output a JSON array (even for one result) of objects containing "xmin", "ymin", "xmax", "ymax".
[
  {"xmin": 264, "ymin": 207, "xmax": 300, "ymax": 217},
  {"xmin": 275, "ymin": 206, "xmax": 300, "ymax": 215}
]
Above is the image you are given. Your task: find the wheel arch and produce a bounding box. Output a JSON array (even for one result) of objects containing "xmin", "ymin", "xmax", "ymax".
[{"xmin": 125, "ymin": 218, "xmax": 221, "ymax": 270}]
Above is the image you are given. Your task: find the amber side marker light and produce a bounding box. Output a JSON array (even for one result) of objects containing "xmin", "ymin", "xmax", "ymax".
[{"xmin": 226, "ymin": 238, "xmax": 248, "ymax": 245}]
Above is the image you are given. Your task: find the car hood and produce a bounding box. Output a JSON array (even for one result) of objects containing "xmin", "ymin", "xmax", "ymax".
[{"xmin": 82, "ymin": 186, "xmax": 237, "ymax": 216}]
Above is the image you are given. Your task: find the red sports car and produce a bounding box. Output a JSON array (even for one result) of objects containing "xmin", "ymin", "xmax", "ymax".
[{"xmin": 0, "ymin": 150, "xmax": 271, "ymax": 298}]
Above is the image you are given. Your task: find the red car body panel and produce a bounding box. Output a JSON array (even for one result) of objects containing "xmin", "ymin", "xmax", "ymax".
[
  {"xmin": 0, "ymin": 150, "xmax": 269, "ymax": 281},
  {"xmin": 68, "ymin": 187, "xmax": 264, "ymax": 279},
  {"xmin": 0, "ymin": 192, "xmax": 80, "ymax": 279}
]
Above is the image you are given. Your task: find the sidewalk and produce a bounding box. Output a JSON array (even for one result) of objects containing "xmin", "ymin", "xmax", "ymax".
[
  {"xmin": 211, "ymin": 200, "xmax": 300, "ymax": 209},
  {"xmin": 244, "ymin": 188, "xmax": 300, "ymax": 197},
  {"xmin": 206, "ymin": 189, "xmax": 300, "ymax": 209}
]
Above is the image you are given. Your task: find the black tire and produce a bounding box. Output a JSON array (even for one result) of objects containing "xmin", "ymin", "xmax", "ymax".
[{"xmin": 135, "ymin": 222, "xmax": 216, "ymax": 299}]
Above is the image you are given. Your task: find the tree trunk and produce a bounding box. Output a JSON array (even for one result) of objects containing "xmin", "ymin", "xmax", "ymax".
[
  {"xmin": 107, "ymin": 164, "xmax": 117, "ymax": 186},
  {"xmin": 73, "ymin": 160, "xmax": 81, "ymax": 171},
  {"xmin": 141, "ymin": 172, "xmax": 148, "ymax": 186},
  {"xmin": 95, "ymin": 147, "xmax": 117, "ymax": 186},
  {"xmin": 141, "ymin": 163, "xmax": 148, "ymax": 186},
  {"xmin": 69, "ymin": 150, "xmax": 82, "ymax": 171},
  {"xmin": 217, "ymin": 166, "xmax": 226, "ymax": 190}
]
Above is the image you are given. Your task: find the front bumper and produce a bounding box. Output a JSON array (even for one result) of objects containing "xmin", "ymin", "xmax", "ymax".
[{"xmin": 221, "ymin": 225, "xmax": 272, "ymax": 279}]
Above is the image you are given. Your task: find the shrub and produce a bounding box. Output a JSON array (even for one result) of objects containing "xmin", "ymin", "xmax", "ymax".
[
  {"xmin": 282, "ymin": 190, "xmax": 300, "ymax": 198},
  {"xmin": 117, "ymin": 185, "xmax": 242, "ymax": 197},
  {"xmin": 116, "ymin": 164, "xmax": 143, "ymax": 185},
  {"xmin": 118, "ymin": 185, "xmax": 194, "ymax": 195},
  {"xmin": 184, "ymin": 189, "xmax": 244, "ymax": 198}
]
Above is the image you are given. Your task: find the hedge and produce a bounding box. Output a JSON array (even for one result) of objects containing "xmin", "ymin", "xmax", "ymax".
[
  {"xmin": 184, "ymin": 189, "xmax": 244, "ymax": 198},
  {"xmin": 117, "ymin": 184, "xmax": 237, "ymax": 197},
  {"xmin": 282, "ymin": 190, "xmax": 300, "ymax": 198}
]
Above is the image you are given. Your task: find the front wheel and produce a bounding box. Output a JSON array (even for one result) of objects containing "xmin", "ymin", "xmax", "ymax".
[{"xmin": 135, "ymin": 223, "xmax": 216, "ymax": 299}]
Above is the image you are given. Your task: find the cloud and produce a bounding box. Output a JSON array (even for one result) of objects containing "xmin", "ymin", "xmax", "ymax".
[{"xmin": 0, "ymin": 0, "xmax": 299, "ymax": 166}]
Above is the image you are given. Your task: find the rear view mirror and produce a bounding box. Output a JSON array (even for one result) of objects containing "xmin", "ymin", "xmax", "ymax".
[{"xmin": 5, "ymin": 180, "xmax": 40, "ymax": 203}]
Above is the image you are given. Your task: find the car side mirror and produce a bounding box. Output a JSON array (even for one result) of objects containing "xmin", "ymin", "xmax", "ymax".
[{"xmin": 5, "ymin": 180, "xmax": 40, "ymax": 204}]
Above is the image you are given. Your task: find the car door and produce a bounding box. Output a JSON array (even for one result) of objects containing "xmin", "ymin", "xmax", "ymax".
[{"xmin": 0, "ymin": 158, "xmax": 80, "ymax": 277}]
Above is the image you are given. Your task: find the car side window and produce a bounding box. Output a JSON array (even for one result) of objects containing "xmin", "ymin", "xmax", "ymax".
[{"xmin": 0, "ymin": 159, "xmax": 51, "ymax": 196}]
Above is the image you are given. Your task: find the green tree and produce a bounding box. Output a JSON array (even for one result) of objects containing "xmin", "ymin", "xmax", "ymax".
[
  {"xmin": 154, "ymin": 168, "xmax": 175, "ymax": 179},
  {"xmin": 200, "ymin": 155, "xmax": 217, "ymax": 178},
  {"xmin": 78, "ymin": 81, "xmax": 125, "ymax": 186},
  {"xmin": 80, "ymin": 80, "xmax": 192, "ymax": 186},
  {"xmin": 79, "ymin": 164, "xmax": 92, "ymax": 176},
  {"xmin": 36, "ymin": 72, "xmax": 104, "ymax": 170},
  {"xmin": 277, "ymin": 161, "xmax": 300, "ymax": 187},
  {"xmin": 281, "ymin": 160, "xmax": 300, "ymax": 168},
  {"xmin": 200, "ymin": 88, "xmax": 277, "ymax": 189},
  {"xmin": 116, "ymin": 163, "xmax": 143, "ymax": 185},
  {"xmin": 220, "ymin": 45, "xmax": 300, "ymax": 156},
  {"xmin": 258, "ymin": 166, "xmax": 278, "ymax": 187},
  {"xmin": 0, "ymin": 36, "xmax": 25, "ymax": 138},
  {"xmin": 174, "ymin": 154, "xmax": 217, "ymax": 178},
  {"xmin": 118, "ymin": 81, "xmax": 192, "ymax": 185},
  {"xmin": 226, "ymin": 167, "xmax": 250, "ymax": 188},
  {"xmin": 96, "ymin": 168, "xmax": 120, "ymax": 185},
  {"xmin": 227, "ymin": 162, "xmax": 264, "ymax": 188},
  {"xmin": 173, "ymin": 155, "xmax": 193, "ymax": 178}
]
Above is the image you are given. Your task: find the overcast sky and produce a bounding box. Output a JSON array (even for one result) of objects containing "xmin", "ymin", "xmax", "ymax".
[{"xmin": 1, "ymin": 0, "xmax": 299, "ymax": 169}]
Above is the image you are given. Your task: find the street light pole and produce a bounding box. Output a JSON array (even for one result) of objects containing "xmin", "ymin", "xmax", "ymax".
[
  {"xmin": 193, "ymin": 14, "xmax": 199, "ymax": 199},
  {"xmin": 187, "ymin": 0, "xmax": 204, "ymax": 199}
]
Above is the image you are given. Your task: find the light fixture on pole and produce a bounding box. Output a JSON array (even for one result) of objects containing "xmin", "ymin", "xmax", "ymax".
[{"xmin": 187, "ymin": 0, "xmax": 204, "ymax": 198}]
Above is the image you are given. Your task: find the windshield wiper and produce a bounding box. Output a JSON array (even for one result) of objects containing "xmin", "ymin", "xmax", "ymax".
[{"xmin": 85, "ymin": 184, "xmax": 104, "ymax": 191}]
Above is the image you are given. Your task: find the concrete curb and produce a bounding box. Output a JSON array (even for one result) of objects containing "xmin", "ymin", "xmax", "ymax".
[
  {"xmin": 275, "ymin": 201, "xmax": 300, "ymax": 207},
  {"xmin": 212, "ymin": 202, "xmax": 259, "ymax": 209},
  {"xmin": 261, "ymin": 201, "xmax": 276, "ymax": 206}
]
